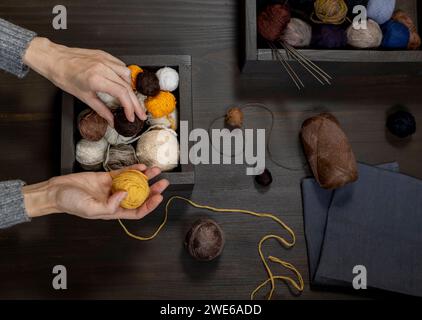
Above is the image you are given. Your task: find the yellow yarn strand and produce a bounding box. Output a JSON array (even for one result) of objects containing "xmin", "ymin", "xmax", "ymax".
[
  {"xmin": 311, "ymin": 0, "xmax": 348, "ymax": 25},
  {"xmin": 118, "ymin": 195, "xmax": 304, "ymax": 300}
]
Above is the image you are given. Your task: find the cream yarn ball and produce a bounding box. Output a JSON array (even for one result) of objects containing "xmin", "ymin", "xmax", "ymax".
[
  {"xmin": 104, "ymin": 126, "xmax": 135, "ymax": 145},
  {"xmin": 136, "ymin": 128, "xmax": 179, "ymax": 171},
  {"xmin": 156, "ymin": 67, "xmax": 179, "ymax": 92},
  {"xmin": 97, "ymin": 92, "xmax": 120, "ymax": 108},
  {"xmin": 346, "ymin": 19, "xmax": 383, "ymax": 48},
  {"xmin": 281, "ymin": 18, "xmax": 312, "ymax": 47},
  {"xmin": 76, "ymin": 138, "xmax": 108, "ymax": 170},
  {"xmin": 147, "ymin": 109, "xmax": 178, "ymax": 130}
]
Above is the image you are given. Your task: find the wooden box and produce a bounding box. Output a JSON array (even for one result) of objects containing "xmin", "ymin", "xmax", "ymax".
[
  {"xmin": 61, "ymin": 55, "xmax": 194, "ymax": 190},
  {"xmin": 243, "ymin": 0, "xmax": 422, "ymax": 73}
]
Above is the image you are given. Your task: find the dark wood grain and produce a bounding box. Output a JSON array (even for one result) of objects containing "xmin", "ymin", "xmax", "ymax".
[{"xmin": 0, "ymin": 0, "xmax": 421, "ymax": 300}]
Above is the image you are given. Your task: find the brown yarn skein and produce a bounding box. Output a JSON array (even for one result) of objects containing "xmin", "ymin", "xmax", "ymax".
[
  {"xmin": 300, "ymin": 113, "xmax": 358, "ymax": 189},
  {"xmin": 113, "ymin": 108, "xmax": 144, "ymax": 137},
  {"xmin": 78, "ymin": 109, "xmax": 108, "ymax": 141},
  {"xmin": 225, "ymin": 107, "xmax": 244, "ymax": 128},
  {"xmin": 136, "ymin": 69, "xmax": 160, "ymax": 97},
  {"xmin": 257, "ymin": 4, "xmax": 291, "ymax": 42},
  {"xmin": 185, "ymin": 219, "xmax": 225, "ymax": 262},
  {"xmin": 104, "ymin": 144, "xmax": 139, "ymax": 171}
]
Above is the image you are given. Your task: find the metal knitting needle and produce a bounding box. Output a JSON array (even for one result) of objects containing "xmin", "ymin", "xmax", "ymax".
[
  {"xmin": 280, "ymin": 42, "xmax": 328, "ymax": 85},
  {"xmin": 268, "ymin": 42, "xmax": 304, "ymax": 89},
  {"xmin": 283, "ymin": 42, "xmax": 332, "ymax": 81}
]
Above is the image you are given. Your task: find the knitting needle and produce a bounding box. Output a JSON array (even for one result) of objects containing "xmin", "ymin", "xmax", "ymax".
[
  {"xmin": 283, "ymin": 42, "xmax": 332, "ymax": 81},
  {"xmin": 268, "ymin": 42, "xmax": 304, "ymax": 89},
  {"xmin": 280, "ymin": 42, "xmax": 328, "ymax": 85}
]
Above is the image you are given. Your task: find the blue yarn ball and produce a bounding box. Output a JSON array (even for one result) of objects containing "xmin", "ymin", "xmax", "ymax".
[
  {"xmin": 381, "ymin": 20, "xmax": 410, "ymax": 49},
  {"xmin": 367, "ymin": 0, "xmax": 396, "ymax": 25},
  {"xmin": 312, "ymin": 25, "xmax": 347, "ymax": 49}
]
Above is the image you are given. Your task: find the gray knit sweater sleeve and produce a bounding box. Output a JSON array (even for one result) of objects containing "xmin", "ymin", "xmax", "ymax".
[
  {"xmin": 0, "ymin": 18, "xmax": 37, "ymax": 78},
  {"xmin": 0, "ymin": 180, "xmax": 30, "ymax": 229}
]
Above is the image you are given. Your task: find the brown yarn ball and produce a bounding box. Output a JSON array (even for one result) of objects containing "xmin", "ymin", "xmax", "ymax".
[
  {"xmin": 185, "ymin": 219, "xmax": 225, "ymax": 262},
  {"xmin": 257, "ymin": 4, "xmax": 291, "ymax": 42},
  {"xmin": 225, "ymin": 107, "xmax": 244, "ymax": 128},
  {"xmin": 78, "ymin": 109, "xmax": 108, "ymax": 141},
  {"xmin": 113, "ymin": 108, "xmax": 144, "ymax": 137},
  {"xmin": 136, "ymin": 69, "xmax": 160, "ymax": 97},
  {"xmin": 392, "ymin": 10, "xmax": 421, "ymax": 50},
  {"xmin": 104, "ymin": 144, "xmax": 139, "ymax": 171}
]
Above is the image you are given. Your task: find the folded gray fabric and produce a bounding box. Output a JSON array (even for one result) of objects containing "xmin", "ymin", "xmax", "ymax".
[{"xmin": 302, "ymin": 162, "xmax": 422, "ymax": 296}]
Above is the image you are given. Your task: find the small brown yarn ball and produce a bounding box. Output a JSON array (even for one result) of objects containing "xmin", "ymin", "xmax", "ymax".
[
  {"xmin": 185, "ymin": 219, "xmax": 225, "ymax": 262},
  {"xmin": 257, "ymin": 4, "xmax": 291, "ymax": 42},
  {"xmin": 78, "ymin": 109, "xmax": 108, "ymax": 141},
  {"xmin": 136, "ymin": 69, "xmax": 160, "ymax": 97},
  {"xmin": 104, "ymin": 144, "xmax": 139, "ymax": 171},
  {"xmin": 113, "ymin": 108, "xmax": 144, "ymax": 137},
  {"xmin": 225, "ymin": 107, "xmax": 244, "ymax": 128}
]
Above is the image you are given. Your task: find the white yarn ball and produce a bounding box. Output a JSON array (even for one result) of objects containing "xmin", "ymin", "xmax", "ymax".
[
  {"xmin": 346, "ymin": 19, "xmax": 383, "ymax": 48},
  {"xmin": 281, "ymin": 18, "xmax": 312, "ymax": 47},
  {"xmin": 147, "ymin": 109, "xmax": 178, "ymax": 130},
  {"xmin": 76, "ymin": 138, "xmax": 108, "ymax": 170},
  {"xmin": 104, "ymin": 126, "xmax": 135, "ymax": 145},
  {"xmin": 156, "ymin": 67, "xmax": 179, "ymax": 92},
  {"xmin": 136, "ymin": 128, "xmax": 179, "ymax": 171},
  {"xmin": 97, "ymin": 92, "xmax": 119, "ymax": 108}
]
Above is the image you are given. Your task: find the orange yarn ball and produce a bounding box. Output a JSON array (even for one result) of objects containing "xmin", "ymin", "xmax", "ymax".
[
  {"xmin": 145, "ymin": 91, "xmax": 177, "ymax": 118},
  {"xmin": 128, "ymin": 65, "xmax": 143, "ymax": 90}
]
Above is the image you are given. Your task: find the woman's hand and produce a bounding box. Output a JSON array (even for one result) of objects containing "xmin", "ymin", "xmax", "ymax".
[
  {"xmin": 22, "ymin": 164, "xmax": 169, "ymax": 220},
  {"xmin": 23, "ymin": 37, "xmax": 146, "ymax": 125}
]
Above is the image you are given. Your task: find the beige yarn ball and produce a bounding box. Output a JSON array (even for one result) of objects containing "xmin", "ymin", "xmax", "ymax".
[
  {"xmin": 103, "ymin": 144, "xmax": 139, "ymax": 171},
  {"xmin": 97, "ymin": 92, "xmax": 119, "ymax": 108},
  {"xmin": 136, "ymin": 128, "xmax": 179, "ymax": 172},
  {"xmin": 346, "ymin": 19, "xmax": 383, "ymax": 49},
  {"xmin": 76, "ymin": 138, "xmax": 108, "ymax": 171},
  {"xmin": 147, "ymin": 109, "xmax": 178, "ymax": 130},
  {"xmin": 281, "ymin": 18, "xmax": 312, "ymax": 47},
  {"xmin": 104, "ymin": 126, "xmax": 135, "ymax": 146}
]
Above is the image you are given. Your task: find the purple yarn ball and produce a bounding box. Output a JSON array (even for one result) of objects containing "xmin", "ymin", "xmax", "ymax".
[{"xmin": 312, "ymin": 25, "xmax": 348, "ymax": 49}]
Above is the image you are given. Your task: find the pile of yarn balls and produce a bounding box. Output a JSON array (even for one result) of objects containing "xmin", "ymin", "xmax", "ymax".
[
  {"xmin": 76, "ymin": 65, "xmax": 180, "ymax": 173},
  {"xmin": 257, "ymin": 0, "xmax": 421, "ymax": 50}
]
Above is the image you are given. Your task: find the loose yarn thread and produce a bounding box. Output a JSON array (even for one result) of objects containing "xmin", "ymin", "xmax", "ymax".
[{"xmin": 118, "ymin": 196, "xmax": 304, "ymax": 300}]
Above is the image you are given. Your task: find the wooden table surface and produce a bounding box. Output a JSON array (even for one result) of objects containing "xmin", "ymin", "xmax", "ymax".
[{"xmin": 0, "ymin": 0, "xmax": 421, "ymax": 300}]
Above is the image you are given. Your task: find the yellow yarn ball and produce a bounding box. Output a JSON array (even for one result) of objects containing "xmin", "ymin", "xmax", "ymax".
[
  {"xmin": 312, "ymin": 0, "xmax": 348, "ymax": 25},
  {"xmin": 145, "ymin": 91, "xmax": 176, "ymax": 118},
  {"xmin": 111, "ymin": 170, "xmax": 150, "ymax": 209}
]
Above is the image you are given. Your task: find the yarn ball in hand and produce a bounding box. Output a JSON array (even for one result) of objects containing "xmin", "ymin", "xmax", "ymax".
[
  {"xmin": 255, "ymin": 168, "xmax": 273, "ymax": 187},
  {"xmin": 367, "ymin": 0, "xmax": 395, "ymax": 25},
  {"xmin": 392, "ymin": 10, "xmax": 421, "ymax": 50},
  {"xmin": 156, "ymin": 67, "xmax": 179, "ymax": 92},
  {"xmin": 301, "ymin": 113, "xmax": 358, "ymax": 189},
  {"xmin": 225, "ymin": 107, "xmax": 244, "ymax": 128},
  {"xmin": 136, "ymin": 128, "xmax": 179, "ymax": 172},
  {"xmin": 97, "ymin": 92, "xmax": 119, "ymax": 108},
  {"xmin": 104, "ymin": 126, "xmax": 134, "ymax": 145},
  {"xmin": 145, "ymin": 91, "xmax": 177, "ymax": 118},
  {"xmin": 113, "ymin": 108, "xmax": 144, "ymax": 137},
  {"xmin": 76, "ymin": 138, "xmax": 108, "ymax": 171},
  {"xmin": 312, "ymin": 25, "xmax": 347, "ymax": 49},
  {"xmin": 147, "ymin": 109, "xmax": 178, "ymax": 131},
  {"xmin": 128, "ymin": 65, "xmax": 143, "ymax": 90},
  {"xmin": 111, "ymin": 170, "xmax": 150, "ymax": 209},
  {"xmin": 386, "ymin": 110, "xmax": 416, "ymax": 138},
  {"xmin": 281, "ymin": 18, "xmax": 312, "ymax": 48},
  {"xmin": 346, "ymin": 19, "xmax": 382, "ymax": 48},
  {"xmin": 78, "ymin": 109, "xmax": 108, "ymax": 141},
  {"xmin": 136, "ymin": 69, "xmax": 160, "ymax": 97},
  {"xmin": 312, "ymin": 0, "xmax": 348, "ymax": 25},
  {"xmin": 257, "ymin": 4, "xmax": 291, "ymax": 42},
  {"xmin": 185, "ymin": 219, "xmax": 225, "ymax": 262},
  {"xmin": 104, "ymin": 144, "xmax": 139, "ymax": 171},
  {"xmin": 381, "ymin": 20, "xmax": 410, "ymax": 49}
]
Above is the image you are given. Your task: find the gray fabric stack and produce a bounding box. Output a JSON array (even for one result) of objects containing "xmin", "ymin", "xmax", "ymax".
[{"xmin": 302, "ymin": 162, "xmax": 422, "ymax": 297}]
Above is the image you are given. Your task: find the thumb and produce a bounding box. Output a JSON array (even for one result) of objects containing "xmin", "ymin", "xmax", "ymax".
[{"xmin": 107, "ymin": 191, "xmax": 127, "ymax": 213}]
